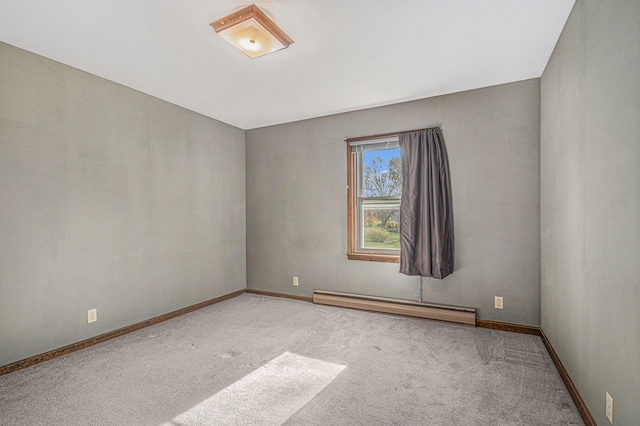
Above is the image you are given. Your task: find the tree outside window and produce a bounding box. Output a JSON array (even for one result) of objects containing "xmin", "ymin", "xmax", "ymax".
[{"xmin": 360, "ymin": 148, "xmax": 401, "ymax": 250}]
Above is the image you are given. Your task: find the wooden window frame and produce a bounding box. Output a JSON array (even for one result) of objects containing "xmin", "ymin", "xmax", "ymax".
[{"xmin": 346, "ymin": 135, "xmax": 401, "ymax": 263}]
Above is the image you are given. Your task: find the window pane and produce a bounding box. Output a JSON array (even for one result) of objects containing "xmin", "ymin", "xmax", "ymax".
[
  {"xmin": 361, "ymin": 148, "xmax": 401, "ymax": 198},
  {"xmin": 361, "ymin": 201, "xmax": 400, "ymax": 250},
  {"xmin": 347, "ymin": 137, "xmax": 403, "ymax": 260}
]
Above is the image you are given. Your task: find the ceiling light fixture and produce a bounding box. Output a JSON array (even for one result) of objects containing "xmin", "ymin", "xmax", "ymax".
[{"xmin": 210, "ymin": 4, "xmax": 294, "ymax": 59}]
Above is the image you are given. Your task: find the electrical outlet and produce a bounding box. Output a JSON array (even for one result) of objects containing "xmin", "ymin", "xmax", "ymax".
[
  {"xmin": 87, "ymin": 308, "xmax": 97, "ymax": 323},
  {"xmin": 494, "ymin": 297, "xmax": 504, "ymax": 309},
  {"xmin": 606, "ymin": 392, "xmax": 613, "ymax": 424},
  {"xmin": 293, "ymin": 276, "xmax": 299, "ymax": 287}
]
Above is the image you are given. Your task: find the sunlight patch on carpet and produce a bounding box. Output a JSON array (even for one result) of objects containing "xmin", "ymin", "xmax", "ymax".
[{"xmin": 161, "ymin": 351, "xmax": 346, "ymax": 426}]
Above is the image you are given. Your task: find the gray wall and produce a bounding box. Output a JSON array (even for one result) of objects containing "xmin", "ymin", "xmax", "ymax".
[
  {"xmin": 0, "ymin": 42, "xmax": 246, "ymax": 367},
  {"xmin": 541, "ymin": 1, "xmax": 640, "ymax": 424},
  {"xmin": 246, "ymin": 79, "xmax": 541, "ymax": 325}
]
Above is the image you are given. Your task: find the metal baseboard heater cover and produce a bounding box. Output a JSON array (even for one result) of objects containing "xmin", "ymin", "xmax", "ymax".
[{"xmin": 313, "ymin": 290, "xmax": 476, "ymax": 326}]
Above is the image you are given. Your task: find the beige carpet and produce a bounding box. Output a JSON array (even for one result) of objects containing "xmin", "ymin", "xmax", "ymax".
[
  {"xmin": 164, "ymin": 352, "xmax": 345, "ymax": 426},
  {"xmin": 0, "ymin": 294, "xmax": 583, "ymax": 425}
]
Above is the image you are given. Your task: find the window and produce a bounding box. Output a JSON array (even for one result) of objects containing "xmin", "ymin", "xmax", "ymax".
[{"xmin": 347, "ymin": 135, "xmax": 402, "ymax": 263}]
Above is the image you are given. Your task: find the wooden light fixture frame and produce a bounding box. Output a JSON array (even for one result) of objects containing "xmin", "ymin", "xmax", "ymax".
[{"xmin": 210, "ymin": 4, "xmax": 294, "ymax": 54}]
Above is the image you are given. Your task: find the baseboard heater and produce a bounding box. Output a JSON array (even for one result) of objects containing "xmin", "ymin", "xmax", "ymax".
[{"xmin": 313, "ymin": 290, "xmax": 476, "ymax": 326}]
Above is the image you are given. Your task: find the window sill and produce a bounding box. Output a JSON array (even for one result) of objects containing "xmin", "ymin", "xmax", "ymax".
[{"xmin": 347, "ymin": 252, "xmax": 400, "ymax": 263}]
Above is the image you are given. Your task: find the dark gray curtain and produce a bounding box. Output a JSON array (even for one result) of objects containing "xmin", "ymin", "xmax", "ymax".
[{"xmin": 399, "ymin": 128, "xmax": 454, "ymax": 279}]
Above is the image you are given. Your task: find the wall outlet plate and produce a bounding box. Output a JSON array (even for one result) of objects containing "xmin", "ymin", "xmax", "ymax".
[
  {"xmin": 293, "ymin": 276, "xmax": 299, "ymax": 287},
  {"xmin": 605, "ymin": 391, "xmax": 613, "ymax": 424},
  {"xmin": 87, "ymin": 308, "xmax": 97, "ymax": 323},
  {"xmin": 494, "ymin": 296, "xmax": 504, "ymax": 309}
]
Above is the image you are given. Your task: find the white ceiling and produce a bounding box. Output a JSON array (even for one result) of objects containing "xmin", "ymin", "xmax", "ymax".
[{"xmin": 0, "ymin": 0, "xmax": 575, "ymax": 130}]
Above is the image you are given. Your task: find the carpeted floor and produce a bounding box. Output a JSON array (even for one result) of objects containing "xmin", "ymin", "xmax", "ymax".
[{"xmin": 0, "ymin": 294, "xmax": 583, "ymax": 425}]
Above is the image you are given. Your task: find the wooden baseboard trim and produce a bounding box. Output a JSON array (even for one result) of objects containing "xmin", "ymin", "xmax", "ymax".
[
  {"xmin": 245, "ymin": 288, "xmax": 313, "ymax": 303},
  {"xmin": 540, "ymin": 330, "xmax": 596, "ymax": 426},
  {"xmin": 476, "ymin": 319, "xmax": 541, "ymax": 335},
  {"xmin": 476, "ymin": 320, "xmax": 595, "ymax": 425},
  {"xmin": 0, "ymin": 289, "xmax": 246, "ymax": 377}
]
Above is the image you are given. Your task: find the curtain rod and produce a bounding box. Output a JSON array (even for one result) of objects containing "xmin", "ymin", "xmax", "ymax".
[{"xmin": 345, "ymin": 125, "xmax": 443, "ymax": 143}]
